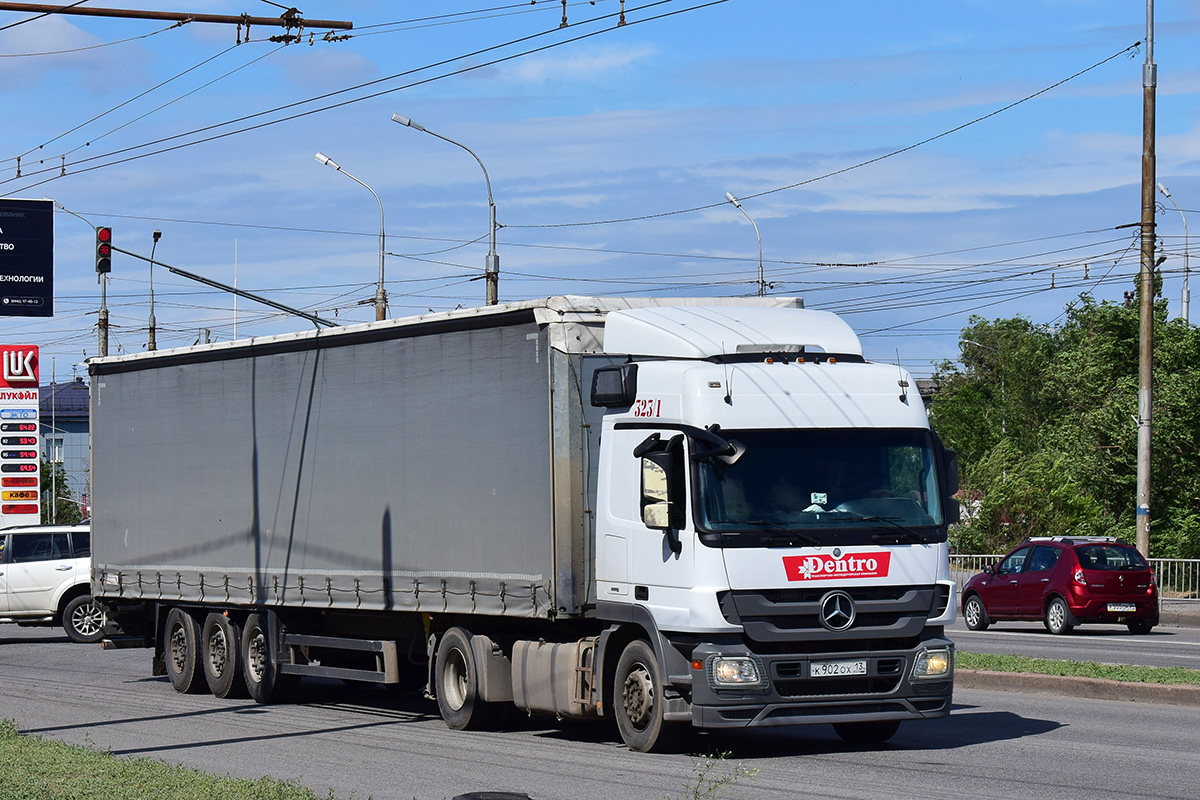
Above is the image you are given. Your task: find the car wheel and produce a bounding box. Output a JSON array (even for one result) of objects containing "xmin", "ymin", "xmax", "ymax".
[
  {"xmin": 240, "ymin": 612, "xmax": 297, "ymax": 703},
  {"xmin": 1126, "ymin": 619, "xmax": 1154, "ymax": 635},
  {"xmin": 201, "ymin": 613, "xmax": 246, "ymax": 698},
  {"xmin": 164, "ymin": 607, "xmax": 206, "ymax": 693},
  {"xmin": 962, "ymin": 594, "xmax": 990, "ymax": 631},
  {"xmin": 833, "ymin": 720, "xmax": 901, "ymax": 745},
  {"xmin": 614, "ymin": 639, "xmax": 678, "ymax": 753},
  {"xmin": 62, "ymin": 595, "xmax": 105, "ymax": 644},
  {"xmin": 1044, "ymin": 597, "xmax": 1074, "ymax": 635}
]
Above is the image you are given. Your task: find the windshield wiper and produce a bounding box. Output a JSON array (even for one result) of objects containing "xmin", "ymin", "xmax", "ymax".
[
  {"xmin": 730, "ymin": 520, "xmax": 821, "ymax": 547},
  {"xmin": 820, "ymin": 512, "xmax": 929, "ymax": 543}
]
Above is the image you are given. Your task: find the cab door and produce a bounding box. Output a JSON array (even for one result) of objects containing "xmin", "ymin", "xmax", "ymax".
[{"xmin": 6, "ymin": 531, "xmax": 74, "ymax": 614}]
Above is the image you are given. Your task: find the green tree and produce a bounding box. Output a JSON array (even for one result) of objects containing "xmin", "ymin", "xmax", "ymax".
[
  {"xmin": 39, "ymin": 459, "xmax": 84, "ymax": 525},
  {"xmin": 931, "ymin": 292, "xmax": 1200, "ymax": 558}
]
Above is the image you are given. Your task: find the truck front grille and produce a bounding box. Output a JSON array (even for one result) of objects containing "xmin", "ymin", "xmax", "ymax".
[{"xmin": 719, "ymin": 585, "xmax": 935, "ymax": 644}]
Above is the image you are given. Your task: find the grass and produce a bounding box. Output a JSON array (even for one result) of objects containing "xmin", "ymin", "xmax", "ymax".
[
  {"xmin": 957, "ymin": 650, "xmax": 1200, "ymax": 686},
  {"xmin": 0, "ymin": 719, "xmax": 329, "ymax": 800}
]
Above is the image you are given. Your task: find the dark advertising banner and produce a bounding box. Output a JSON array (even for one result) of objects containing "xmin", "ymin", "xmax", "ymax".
[{"xmin": 0, "ymin": 198, "xmax": 54, "ymax": 317}]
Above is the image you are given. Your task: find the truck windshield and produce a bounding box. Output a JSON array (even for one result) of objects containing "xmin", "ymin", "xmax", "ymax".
[{"xmin": 695, "ymin": 428, "xmax": 944, "ymax": 541}]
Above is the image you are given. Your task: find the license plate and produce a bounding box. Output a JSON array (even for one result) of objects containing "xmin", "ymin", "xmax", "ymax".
[
  {"xmin": 1107, "ymin": 602, "xmax": 1136, "ymax": 613},
  {"xmin": 810, "ymin": 659, "xmax": 867, "ymax": 678}
]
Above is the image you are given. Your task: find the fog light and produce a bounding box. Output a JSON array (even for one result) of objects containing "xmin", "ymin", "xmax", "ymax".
[
  {"xmin": 710, "ymin": 656, "xmax": 762, "ymax": 687},
  {"xmin": 911, "ymin": 647, "xmax": 953, "ymax": 680}
]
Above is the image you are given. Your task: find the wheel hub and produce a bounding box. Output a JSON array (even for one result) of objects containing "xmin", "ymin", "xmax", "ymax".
[{"xmin": 622, "ymin": 666, "xmax": 655, "ymax": 730}]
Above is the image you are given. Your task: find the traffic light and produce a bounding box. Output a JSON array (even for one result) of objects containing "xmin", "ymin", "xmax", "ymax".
[{"xmin": 96, "ymin": 226, "xmax": 112, "ymax": 274}]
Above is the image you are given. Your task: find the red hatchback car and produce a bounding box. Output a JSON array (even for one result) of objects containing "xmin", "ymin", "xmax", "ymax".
[{"xmin": 961, "ymin": 536, "xmax": 1158, "ymax": 634}]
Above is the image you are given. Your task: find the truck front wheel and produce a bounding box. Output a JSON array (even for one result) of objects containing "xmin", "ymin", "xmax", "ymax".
[
  {"xmin": 614, "ymin": 639, "xmax": 671, "ymax": 752},
  {"xmin": 164, "ymin": 608, "xmax": 205, "ymax": 693},
  {"xmin": 202, "ymin": 613, "xmax": 246, "ymax": 698},
  {"xmin": 435, "ymin": 627, "xmax": 495, "ymax": 731}
]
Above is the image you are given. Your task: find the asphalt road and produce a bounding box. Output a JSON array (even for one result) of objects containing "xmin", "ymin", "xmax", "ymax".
[
  {"xmin": 947, "ymin": 615, "xmax": 1200, "ymax": 669},
  {"xmin": 3, "ymin": 626, "xmax": 1200, "ymax": 800}
]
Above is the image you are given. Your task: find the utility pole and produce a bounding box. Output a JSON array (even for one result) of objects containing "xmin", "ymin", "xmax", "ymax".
[{"xmin": 1136, "ymin": 0, "xmax": 1157, "ymax": 557}]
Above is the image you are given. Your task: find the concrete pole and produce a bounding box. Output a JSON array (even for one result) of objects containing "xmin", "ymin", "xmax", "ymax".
[{"xmin": 1135, "ymin": 0, "xmax": 1156, "ymax": 557}]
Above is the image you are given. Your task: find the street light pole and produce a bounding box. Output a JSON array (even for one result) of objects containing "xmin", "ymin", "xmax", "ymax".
[
  {"xmin": 724, "ymin": 192, "xmax": 765, "ymax": 297},
  {"xmin": 148, "ymin": 229, "xmax": 161, "ymax": 351},
  {"xmin": 391, "ymin": 113, "xmax": 499, "ymax": 305},
  {"xmin": 1158, "ymin": 183, "xmax": 1190, "ymax": 324},
  {"xmin": 314, "ymin": 153, "xmax": 388, "ymax": 321}
]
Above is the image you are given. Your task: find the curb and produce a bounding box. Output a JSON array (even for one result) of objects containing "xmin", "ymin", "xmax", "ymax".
[
  {"xmin": 956, "ymin": 669, "xmax": 1200, "ymax": 707},
  {"xmin": 1160, "ymin": 608, "xmax": 1200, "ymax": 628}
]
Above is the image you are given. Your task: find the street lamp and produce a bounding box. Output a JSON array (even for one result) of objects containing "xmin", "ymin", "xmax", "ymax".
[
  {"xmin": 314, "ymin": 152, "xmax": 388, "ymax": 321},
  {"xmin": 148, "ymin": 229, "xmax": 161, "ymax": 351},
  {"xmin": 391, "ymin": 113, "xmax": 499, "ymax": 305},
  {"xmin": 1158, "ymin": 182, "xmax": 1190, "ymax": 324},
  {"xmin": 724, "ymin": 192, "xmax": 765, "ymax": 297}
]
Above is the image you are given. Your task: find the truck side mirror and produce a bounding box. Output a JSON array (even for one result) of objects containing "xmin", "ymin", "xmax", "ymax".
[{"xmin": 641, "ymin": 457, "xmax": 671, "ymax": 531}]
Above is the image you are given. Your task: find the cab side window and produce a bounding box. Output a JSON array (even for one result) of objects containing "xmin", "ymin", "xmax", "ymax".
[{"xmin": 997, "ymin": 546, "xmax": 1031, "ymax": 575}]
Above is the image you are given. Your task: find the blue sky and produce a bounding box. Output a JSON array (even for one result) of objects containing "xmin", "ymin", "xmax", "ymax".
[{"xmin": 1, "ymin": 0, "xmax": 1198, "ymax": 380}]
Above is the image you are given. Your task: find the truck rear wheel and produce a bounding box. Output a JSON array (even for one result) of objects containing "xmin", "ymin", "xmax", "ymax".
[
  {"xmin": 164, "ymin": 608, "xmax": 205, "ymax": 693},
  {"xmin": 201, "ymin": 613, "xmax": 246, "ymax": 698},
  {"xmin": 240, "ymin": 612, "xmax": 296, "ymax": 703},
  {"xmin": 614, "ymin": 639, "xmax": 672, "ymax": 752},
  {"xmin": 435, "ymin": 627, "xmax": 497, "ymax": 731}
]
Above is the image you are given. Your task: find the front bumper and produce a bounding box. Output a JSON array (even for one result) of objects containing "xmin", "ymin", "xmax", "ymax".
[{"xmin": 687, "ymin": 634, "xmax": 954, "ymax": 729}]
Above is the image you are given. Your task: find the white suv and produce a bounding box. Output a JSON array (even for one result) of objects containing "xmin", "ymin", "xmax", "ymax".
[{"xmin": 0, "ymin": 523, "xmax": 102, "ymax": 643}]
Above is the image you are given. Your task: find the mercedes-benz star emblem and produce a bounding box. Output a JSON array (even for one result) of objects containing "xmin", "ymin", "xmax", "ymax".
[{"xmin": 819, "ymin": 590, "xmax": 856, "ymax": 631}]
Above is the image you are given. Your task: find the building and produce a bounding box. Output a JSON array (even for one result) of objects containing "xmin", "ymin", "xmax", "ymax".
[{"xmin": 40, "ymin": 377, "xmax": 90, "ymax": 517}]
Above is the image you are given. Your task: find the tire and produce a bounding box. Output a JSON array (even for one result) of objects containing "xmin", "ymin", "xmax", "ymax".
[
  {"xmin": 201, "ymin": 613, "xmax": 246, "ymax": 698},
  {"xmin": 240, "ymin": 612, "xmax": 297, "ymax": 703},
  {"xmin": 164, "ymin": 607, "xmax": 205, "ymax": 693},
  {"xmin": 833, "ymin": 720, "xmax": 901, "ymax": 745},
  {"xmin": 1126, "ymin": 619, "xmax": 1154, "ymax": 635},
  {"xmin": 614, "ymin": 639, "xmax": 674, "ymax": 753},
  {"xmin": 435, "ymin": 627, "xmax": 496, "ymax": 731},
  {"xmin": 962, "ymin": 594, "xmax": 990, "ymax": 631},
  {"xmin": 1044, "ymin": 597, "xmax": 1074, "ymax": 635},
  {"xmin": 62, "ymin": 595, "xmax": 105, "ymax": 644}
]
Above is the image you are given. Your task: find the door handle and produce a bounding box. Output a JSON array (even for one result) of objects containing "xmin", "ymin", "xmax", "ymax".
[
  {"xmin": 1009, "ymin": 579, "xmax": 1018, "ymax": 585},
  {"xmin": 56, "ymin": 565, "xmax": 73, "ymax": 571},
  {"xmin": 1041, "ymin": 578, "xmax": 1050, "ymax": 583}
]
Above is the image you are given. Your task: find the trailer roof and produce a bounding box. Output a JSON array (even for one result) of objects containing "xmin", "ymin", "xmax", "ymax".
[{"xmin": 87, "ymin": 295, "xmax": 804, "ymax": 370}]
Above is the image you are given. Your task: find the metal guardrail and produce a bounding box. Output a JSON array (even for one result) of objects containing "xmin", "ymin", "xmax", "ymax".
[{"xmin": 950, "ymin": 555, "xmax": 1200, "ymax": 610}]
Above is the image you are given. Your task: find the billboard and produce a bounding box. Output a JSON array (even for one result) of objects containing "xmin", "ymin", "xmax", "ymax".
[
  {"xmin": 0, "ymin": 199, "xmax": 54, "ymax": 317},
  {"xmin": 0, "ymin": 345, "xmax": 41, "ymax": 527}
]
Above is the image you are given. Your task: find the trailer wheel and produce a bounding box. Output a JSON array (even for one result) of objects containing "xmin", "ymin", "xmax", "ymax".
[
  {"xmin": 201, "ymin": 613, "xmax": 246, "ymax": 698},
  {"xmin": 435, "ymin": 627, "xmax": 495, "ymax": 731},
  {"xmin": 614, "ymin": 639, "xmax": 671, "ymax": 752},
  {"xmin": 240, "ymin": 612, "xmax": 296, "ymax": 703},
  {"xmin": 164, "ymin": 608, "xmax": 205, "ymax": 694},
  {"xmin": 62, "ymin": 595, "xmax": 105, "ymax": 644}
]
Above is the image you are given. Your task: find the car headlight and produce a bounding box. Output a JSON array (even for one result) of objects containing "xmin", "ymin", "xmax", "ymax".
[
  {"xmin": 911, "ymin": 647, "xmax": 953, "ymax": 680},
  {"xmin": 709, "ymin": 655, "xmax": 765, "ymax": 688}
]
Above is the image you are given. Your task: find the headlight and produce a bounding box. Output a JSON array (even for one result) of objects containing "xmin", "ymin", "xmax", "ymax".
[
  {"xmin": 709, "ymin": 656, "xmax": 764, "ymax": 688},
  {"xmin": 911, "ymin": 647, "xmax": 953, "ymax": 680}
]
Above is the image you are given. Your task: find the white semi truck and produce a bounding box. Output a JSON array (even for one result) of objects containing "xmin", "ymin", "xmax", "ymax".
[{"xmin": 91, "ymin": 296, "xmax": 958, "ymax": 752}]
